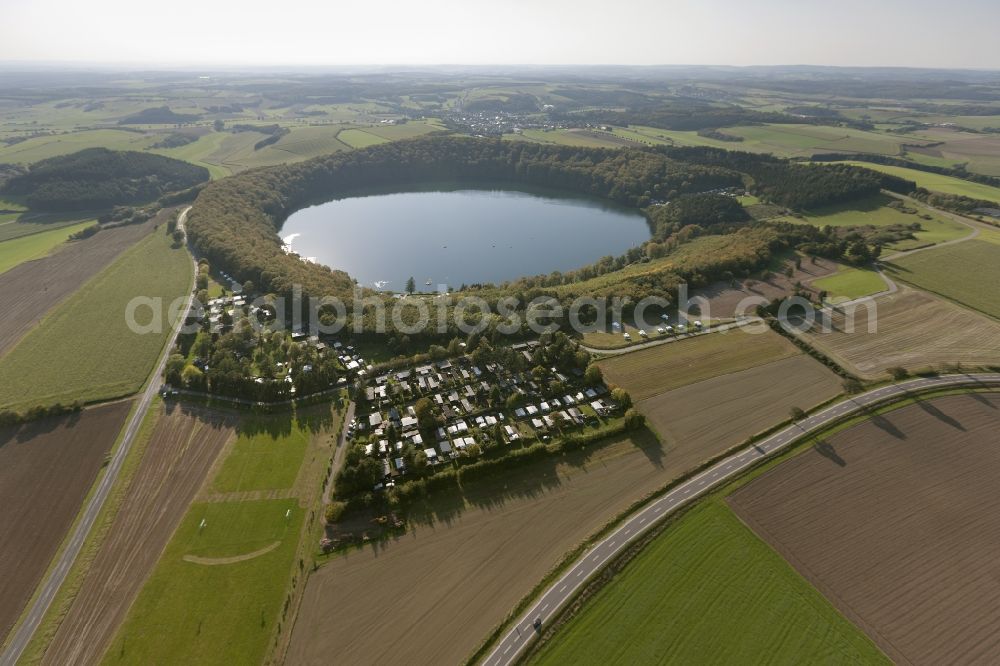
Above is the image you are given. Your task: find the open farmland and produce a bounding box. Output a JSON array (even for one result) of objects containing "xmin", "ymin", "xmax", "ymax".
[
  {"xmin": 907, "ymin": 127, "xmax": 1000, "ymax": 176},
  {"xmin": 813, "ymin": 267, "xmax": 887, "ymax": 301},
  {"xmin": 336, "ymin": 128, "xmax": 389, "ymax": 148},
  {"xmin": 886, "ymin": 239, "xmax": 1000, "ymax": 319},
  {"xmin": 0, "ymin": 401, "xmax": 131, "ymax": 642},
  {"xmin": 0, "ymin": 211, "xmax": 161, "ymax": 357},
  {"xmin": 638, "ymin": 354, "xmax": 842, "ymax": 451},
  {"xmin": 838, "ymin": 161, "xmax": 1000, "ymax": 204},
  {"xmin": 0, "ymin": 129, "xmax": 159, "ymax": 164},
  {"xmin": 210, "ymin": 418, "xmax": 311, "ymax": 494},
  {"xmin": 597, "ymin": 327, "xmax": 799, "ymax": 401},
  {"xmin": 0, "ymin": 219, "xmax": 94, "ymax": 274},
  {"xmin": 729, "ymin": 393, "xmax": 1000, "ymax": 665},
  {"xmin": 287, "ymin": 424, "xmax": 756, "ymax": 666},
  {"xmin": 100, "ymin": 404, "xmax": 339, "ymax": 665},
  {"xmin": 783, "ymin": 194, "xmax": 968, "ymax": 251},
  {"xmin": 0, "ymin": 225, "xmax": 191, "ymax": 410},
  {"xmin": 41, "ymin": 403, "xmax": 235, "ymax": 666},
  {"xmin": 801, "ymin": 287, "xmax": 1000, "ymax": 378},
  {"xmin": 102, "ymin": 498, "xmax": 304, "ymax": 666},
  {"xmin": 530, "ymin": 500, "xmax": 886, "ymax": 665}
]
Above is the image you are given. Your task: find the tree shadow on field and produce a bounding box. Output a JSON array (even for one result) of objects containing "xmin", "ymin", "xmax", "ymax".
[
  {"xmin": 812, "ymin": 438, "xmax": 847, "ymax": 467},
  {"xmin": 967, "ymin": 391, "xmax": 999, "ymax": 409},
  {"xmin": 914, "ymin": 396, "xmax": 966, "ymax": 431},
  {"xmin": 860, "ymin": 404, "xmax": 906, "ymax": 440}
]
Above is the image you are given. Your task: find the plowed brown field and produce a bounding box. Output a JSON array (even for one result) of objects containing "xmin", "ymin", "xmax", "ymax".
[
  {"xmin": 729, "ymin": 392, "xmax": 1000, "ymax": 665},
  {"xmin": 287, "ymin": 424, "xmax": 747, "ymax": 666},
  {"xmin": 41, "ymin": 403, "xmax": 234, "ymax": 666},
  {"xmin": 801, "ymin": 288, "xmax": 1000, "ymax": 379},
  {"xmin": 0, "ymin": 401, "xmax": 131, "ymax": 643},
  {"xmin": 638, "ymin": 354, "xmax": 842, "ymax": 451},
  {"xmin": 0, "ymin": 212, "xmax": 164, "ymax": 357}
]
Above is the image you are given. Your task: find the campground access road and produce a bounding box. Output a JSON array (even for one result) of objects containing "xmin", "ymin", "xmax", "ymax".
[
  {"xmin": 480, "ymin": 372, "xmax": 1000, "ymax": 666},
  {"xmin": 0, "ymin": 207, "xmax": 195, "ymax": 666}
]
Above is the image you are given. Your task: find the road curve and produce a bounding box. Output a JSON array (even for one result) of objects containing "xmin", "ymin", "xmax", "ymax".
[
  {"xmin": 480, "ymin": 372, "xmax": 1000, "ymax": 666},
  {"xmin": 0, "ymin": 207, "xmax": 195, "ymax": 666}
]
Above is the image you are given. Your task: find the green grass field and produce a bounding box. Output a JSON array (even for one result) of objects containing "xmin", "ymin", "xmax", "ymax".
[
  {"xmin": 0, "ymin": 129, "xmax": 159, "ymax": 164},
  {"xmin": 886, "ymin": 239, "xmax": 1000, "ymax": 319},
  {"xmin": 0, "ymin": 227, "xmax": 191, "ymax": 409},
  {"xmin": 212, "ymin": 419, "xmax": 311, "ymax": 493},
  {"xmin": 813, "ymin": 267, "xmax": 887, "ymax": 302},
  {"xmin": 0, "ymin": 219, "xmax": 93, "ymax": 273},
  {"xmin": 102, "ymin": 499, "xmax": 303, "ymax": 666},
  {"xmin": 0, "ymin": 211, "xmax": 94, "ymax": 242},
  {"xmin": 337, "ymin": 128, "xmax": 390, "ymax": 148},
  {"xmin": 839, "ymin": 161, "xmax": 1000, "ymax": 204},
  {"xmin": 783, "ymin": 194, "xmax": 968, "ymax": 250},
  {"xmin": 531, "ymin": 500, "xmax": 887, "ymax": 665}
]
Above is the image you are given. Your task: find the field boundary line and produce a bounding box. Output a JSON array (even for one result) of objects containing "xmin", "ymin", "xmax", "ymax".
[
  {"xmin": 0, "ymin": 208, "xmax": 195, "ymax": 666},
  {"xmin": 473, "ymin": 373, "xmax": 1000, "ymax": 666}
]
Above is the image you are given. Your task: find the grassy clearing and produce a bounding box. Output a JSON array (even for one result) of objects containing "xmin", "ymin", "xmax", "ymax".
[
  {"xmin": 838, "ymin": 161, "xmax": 1000, "ymax": 204},
  {"xmin": 814, "ymin": 267, "xmax": 887, "ymax": 301},
  {"xmin": 886, "ymin": 239, "xmax": 1000, "ymax": 319},
  {"xmin": 102, "ymin": 499, "xmax": 303, "ymax": 666},
  {"xmin": 531, "ymin": 500, "xmax": 887, "ymax": 665},
  {"xmin": 597, "ymin": 328, "xmax": 798, "ymax": 401},
  {"xmin": 212, "ymin": 419, "xmax": 311, "ymax": 493},
  {"xmin": 0, "ymin": 228, "xmax": 190, "ymax": 409},
  {"xmin": 0, "ymin": 219, "xmax": 93, "ymax": 274}
]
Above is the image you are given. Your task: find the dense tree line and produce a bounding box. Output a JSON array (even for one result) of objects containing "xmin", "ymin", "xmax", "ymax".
[
  {"xmin": 118, "ymin": 106, "xmax": 201, "ymax": 124},
  {"xmin": 646, "ymin": 193, "xmax": 750, "ymax": 238},
  {"xmin": 185, "ymin": 136, "xmax": 891, "ymax": 335},
  {"xmin": 3, "ymin": 148, "xmax": 209, "ymax": 211},
  {"xmin": 656, "ymin": 146, "xmax": 912, "ymax": 208},
  {"xmin": 810, "ymin": 153, "xmax": 1000, "ymax": 189}
]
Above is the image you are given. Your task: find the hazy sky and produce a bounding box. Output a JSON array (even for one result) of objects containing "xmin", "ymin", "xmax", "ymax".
[{"xmin": 3, "ymin": 0, "xmax": 998, "ymax": 69}]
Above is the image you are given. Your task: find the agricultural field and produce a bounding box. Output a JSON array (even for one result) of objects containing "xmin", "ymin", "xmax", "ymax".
[
  {"xmin": 0, "ymin": 401, "xmax": 132, "ymax": 641},
  {"xmin": 609, "ymin": 123, "xmax": 934, "ymax": 158},
  {"xmin": 210, "ymin": 418, "xmax": 312, "ymax": 494},
  {"xmin": 813, "ymin": 266, "xmax": 887, "ymax": 302},
  {"xmin": 41, "ymin": 404, "xmax": 235, "ymax": 666},
  {"xmin": 0, "ymin": 211, "xmax": 90, "ymax": 243},
  {"xmin": 102, "ymin": 498, "xmax": 304, "ymax": 666},
  {"xmin": 337, "ymin": 128, "xmax": 390, "ymax": 148},
  {"xmin": 0, "ymin": 219, "xmax": 93, "ymax": 274},
  {"xmin": 597, "ymin": 327, "xmax": 799, "ymax": 401},
  {"xmin": 0, "ymin": 212, "xmax": 159, "ymax": 357},
  {"xmin": 906, "ymin": 128, "xmax": 1000, "ymax": 176},
  {"xmin": 287, "ymin": 424, "xmax": 753, "ymax": 666},
  {"xmin": 886, "ymin": 239, "xmax": 1000, "ymax": 319},
  {"xmin": 0, "ymin": 225, "xmax": 191, "ymax": 410},
  {"xmin": 100, "ymin": 405, "xmax": 339, "ymax": 665},
  {"xmin": 638, "ymin": 354, "xmax": 842, "ymax": 452},
  {"xmin": 0, "ymin": 129, "xmax": 159, "ymax": 164},
  {"xmin": 801, "ymin": 287, "xmax": 1000, "ymax": 378},
  {"xmin": 838, "ymin": 161, "xmax": 1000, "ymax": 204},
  {"xmin": 730, "ymin": 393, "xmax": 1000, "ymax": 664},
  {"xmin": 782, "ymin": 194, "xmax": 969, "ymax": 251},
  {"xmin": 530, "ymin": 500, "xmax": 886, "ymax": 665}
]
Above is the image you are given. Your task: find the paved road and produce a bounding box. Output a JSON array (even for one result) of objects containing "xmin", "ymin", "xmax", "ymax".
[
  {"xmin": 480, "ymin": 372, "xmax": 1000, "ymax": 666},
  {"xmin": 0, "ymin": 207, "xmax": 195, "ymax": 666}
]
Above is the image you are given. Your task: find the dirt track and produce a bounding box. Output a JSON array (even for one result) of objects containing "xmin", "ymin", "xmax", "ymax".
[
  {"xmin": 287, "ymin": 423, "xmax": 747, "ymax": 666},
  {"xmin": 638, "ymin": 354, "xmax": 842, "ymax": 453},
  {"xmin": 0, "ymin": 211, "xmax": 167, "ymax": 357},
  {"xmin": 729, "ymin": 393, "xmax": 1000, "ymax": 665},
  {"xmin": 41, "ymin": 403, "xmax": 234, "ymax": 666},
  {"xmin": 0, "ymin": 401, "xmax": 131, "ymax": 644}
]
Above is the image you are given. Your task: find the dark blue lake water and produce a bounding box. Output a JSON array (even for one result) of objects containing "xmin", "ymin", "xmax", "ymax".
[{"xmin": 280, "ymin": 187, "xmax": 650, "ymax": 291}]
